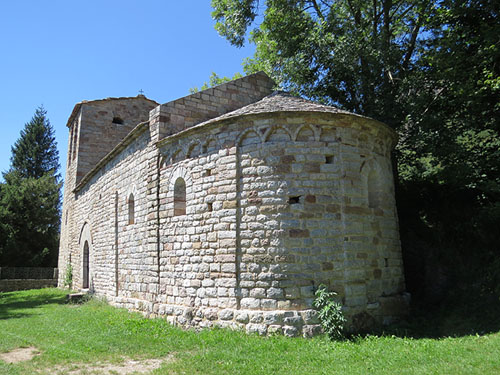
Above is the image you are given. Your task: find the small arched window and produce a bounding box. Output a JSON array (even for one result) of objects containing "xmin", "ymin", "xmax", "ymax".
[
  {"xmin": 367, "ymin": 170, "xmax": 382, "ymax": 209},
  {"xmin": 174, "ymin": 177, "xmax": 186, "ymax": 216},
  {"xmin": 128, "ymin": 193, "xmax": 135, "ymax": 224},
  {"xmin": 83, "ymin": 241, "xmax": 89, "ymax": 289}
]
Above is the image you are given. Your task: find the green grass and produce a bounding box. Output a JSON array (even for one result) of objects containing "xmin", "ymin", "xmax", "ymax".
[{"xmin": 0, "ymin": 288, "xmax": 499, "ymax": 374}]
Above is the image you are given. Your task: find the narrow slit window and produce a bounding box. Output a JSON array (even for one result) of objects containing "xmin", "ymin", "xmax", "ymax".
[
  {"xmin": 68, "ymin": 127, "xmax": 74, "ymax": 166},
  {"xmin": 72, "ymin": 123, "xmax": 78, "ymax": 160},
  {"xmin": 128, "ymin": 193, "xmax": 135, "ymax": 224},
  {"xmin": 207, "ymin": 202, "xmax": 213, "ymax": 212},
  {"xmin": 174, "ymin": 178, "xmax": 186, "ymax": 216}
]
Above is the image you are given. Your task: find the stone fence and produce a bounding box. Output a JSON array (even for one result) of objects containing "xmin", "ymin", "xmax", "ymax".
[{"xmin": 0, "ymin": 267, "xmax": 58, "ymax": 292}]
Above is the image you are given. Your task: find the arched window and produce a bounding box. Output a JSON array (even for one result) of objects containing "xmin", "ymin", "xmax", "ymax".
[
  {"xmin": 174, "ymin": 177, "xmax": 186, "ymax": 216},
  {"xmin": 83, "ymin": 241, "xmax": 89, "ymax": 289},
  {"xmin": 367, "ymin": 170, "xmax": 382, "ymax": 209},
  {"xmin": 128, "ymin": 193, "xmax": 135, "ymax": 224},
  {"xmin": 112, "ymin": 117, "xmax": 124, "ymax": 125}
]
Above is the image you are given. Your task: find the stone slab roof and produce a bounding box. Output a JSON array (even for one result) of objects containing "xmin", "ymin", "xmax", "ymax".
[
  {"xmin": 189, "ymin": 91, "xmax": 387, "ymax": 130},
  {"xmin": 157, "ymin": 91, "xmax": 395, "ymax": 148},
  {"xmin": 65, "ymin": 95, "xmax": 159, "ymax": 128},
  {"xmin": 215, "ymin": 91, "xmax": 354, "ymax": 119}
]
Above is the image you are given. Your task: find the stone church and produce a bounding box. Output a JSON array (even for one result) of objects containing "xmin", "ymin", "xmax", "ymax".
[{"xmin": 58, "ymin": 72, "xmax": 408, "ymax": 336}]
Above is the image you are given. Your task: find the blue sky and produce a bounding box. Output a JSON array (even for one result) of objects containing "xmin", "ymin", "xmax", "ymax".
[{"xmin": 0, "ymin": 1, "xmax": 255, "ymax": 183}]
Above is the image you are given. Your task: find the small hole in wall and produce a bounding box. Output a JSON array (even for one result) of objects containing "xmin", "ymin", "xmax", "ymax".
[
  {"xmin": 325, "ymin": 155, "xmax": 334, "ymax": 164},
  {"xmin": 384, "ymin": 258, "xmax": 389, "ymax": 267},
  {"xmin": 207, "ymin": 203, "xmax": 213, "ymax": 212},
  {"xmin": 206, "ymin": 169, "xmax": 212, "ymax": 177},
  {"xmin": 112, "ymin": 117, "xmax": 124, "ymax": 125},
  {"xmin": 288, "ymin": 196, "xmax": 301, "ymax": 204}
]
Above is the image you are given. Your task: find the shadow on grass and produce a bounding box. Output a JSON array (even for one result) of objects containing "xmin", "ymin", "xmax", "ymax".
[
  {"xmin": 377, "ymin": 292, "xmax": 500, "ymax": 339},
  {"xmin": 0, "ymin": 289, "xmax": 67, "ymax": 320}
]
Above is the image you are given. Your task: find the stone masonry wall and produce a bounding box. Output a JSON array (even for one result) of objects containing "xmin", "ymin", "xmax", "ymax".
[
  {"xmin": 151, "ymin": 111, "xmax": 406, "ymax": 335},
  {"xmin": 75, "ymin": 98, "xmax": 158, "ymax": 183},
  {"xmin": 149, "ymin": 72, "xmax": 274, "ymax": 142},
  {"xmin": 0, "ymin": 279, "xmax": 57, "ymax": 292},
  {"xmin": 63, "ymin": 128, "xmax": 157, "ymax": 299},
  {"xmin": 58, "ymin": 97, "xmax": 158, "ymax": 289},
  {"xmin": 0, "ymin": 267, "xmax": 58, "ymax": 292}
]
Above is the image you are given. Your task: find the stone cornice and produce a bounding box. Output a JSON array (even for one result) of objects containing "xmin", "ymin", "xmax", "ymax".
[{"xmin": 156, "ymin": 109, "xmax": 397, "ymax": 149}]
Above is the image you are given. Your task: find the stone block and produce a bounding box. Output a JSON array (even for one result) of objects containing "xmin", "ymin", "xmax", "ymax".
[
  {"xmin": 267, "ymin": 325, "xmax": 283, "ymax": 335},
  {"xmin": 241, "ymin": 298, "xmax": 260, "ymax": 309},
  {"xmin": 302, "ymin": 324, "xmax": 323, "ymax": 338},
  {"xmin": 301, "ymin": 309, "xmax": 320, "ymax": 324},
  {"xmin": 218, "ymin": 309, "xmax": 234, "ymax": 321},
  {"xmin": 246, "ymin": 324, "xmax": 267, "ymax": 336},
  {"xmin": 235, "ymin": 311, "xmax": 249, "ymax": 323},
  {"xmin": 267, "ymin": 287, "xmax": 284, "ymax": 299},
  {"xmin": 282, "ymin": 325, "xmax": 299, "ymax": 337}
]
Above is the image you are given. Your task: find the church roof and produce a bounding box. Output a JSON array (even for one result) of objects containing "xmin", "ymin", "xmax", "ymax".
[
  {"xmin": 217, "ymin": 91, "xmax": 354, "ymax": 119},
  {"xmin": 191, "ymin": 91, "xmax": 374, "ymax": 130},
  {"xmin": 65, "ymin": 95, "xmax": 158, "ymax": 128}
]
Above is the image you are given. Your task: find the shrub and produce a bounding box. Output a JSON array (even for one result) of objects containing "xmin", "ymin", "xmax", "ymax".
[
  {"xmin": 63, "ymin": 263, "xmax": 73, "ymax": 289},
  {"xmin": 313, "ymin": 284, "xmax": 346, "ymax": 340}
]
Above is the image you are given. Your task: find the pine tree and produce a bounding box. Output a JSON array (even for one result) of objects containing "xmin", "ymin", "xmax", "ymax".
[
  {"xmin": 9, "ymin": 106, "xmax": 60, "ymax": 180},
  {"xmin": 0, "ymin": 106, "xmax": 61, "ymax": 267}
]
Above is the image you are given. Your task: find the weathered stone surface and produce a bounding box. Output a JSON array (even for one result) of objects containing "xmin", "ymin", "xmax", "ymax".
[
  {"xmin": 0, "ymin": 279, "xmax": 57, "ymax": 293},
  {"xmin": 58, "ymin": 72, "xmax": 407, "ymax": 337}
]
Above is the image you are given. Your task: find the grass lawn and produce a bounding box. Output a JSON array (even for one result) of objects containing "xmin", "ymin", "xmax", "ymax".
[{"xmin": 0, "ymin": 288, "xmax": 499, "ymax": 374}]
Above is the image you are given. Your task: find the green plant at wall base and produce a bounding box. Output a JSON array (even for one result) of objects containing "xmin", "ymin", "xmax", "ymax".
[
  {"xmin": 313, "ymin": 284, "xmax": 346, "ymax": 340},
  {"xmin": 63, "ymin": 263, "xmax": 73, "ymax": 289}
]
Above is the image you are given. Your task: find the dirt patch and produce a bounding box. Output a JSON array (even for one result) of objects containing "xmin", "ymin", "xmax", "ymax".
[
  {"xmin": 47, "ymin": 355, "xmax": 173, "ymax": 375},
  {"xmin": 0, "ymin": 346, "xmax": 40, "ymax": 363}
]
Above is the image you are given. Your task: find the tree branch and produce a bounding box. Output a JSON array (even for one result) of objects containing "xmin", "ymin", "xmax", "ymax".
[
  {"xmin": 392, "ymin": 3, "xmax": 417, "ymax": 21},
  {"xmin": 309, "ymin": 0, "xmax": 325, "ymax": 21},
  {"xmin": 373, "ymin": 0, "xmax": 379, "ymax": 39},
  {"xmin": 402, "ymin": 18, "xmax": 422, "ymax": 70}
]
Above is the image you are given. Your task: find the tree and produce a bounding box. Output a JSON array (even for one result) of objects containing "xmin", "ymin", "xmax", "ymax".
[
  {"xmin": 189, "ymin": 71, "xmax": 243, "ymax": 93},
  {"xmin": 0, "ymin": 172, "xmax": 61, "ymax": 267},
  {"xmin": 9, "ymin": 106, "xmax": 60, "ymax": 180},
  {"xmin": 0, "ymin": 107, "xmax": 61, "ymax": 267},
  {"xmin": 212, "ymin": 0, "xmax": 434, "ymax": 128},
  {"xmin": 396, "ymin": 0, "xmax": 500, "ymax": 299}
]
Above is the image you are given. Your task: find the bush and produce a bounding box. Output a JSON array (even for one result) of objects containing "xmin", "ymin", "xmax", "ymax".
[
  {"xmin": 63, "ymin": 263, "xmax": 73, "ymax": 289},
  {"xmin": 313, "ymin": 284, "xmax": 346, "ymax": 340}
]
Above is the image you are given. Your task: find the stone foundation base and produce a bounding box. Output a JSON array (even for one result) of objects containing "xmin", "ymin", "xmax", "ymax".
[
  {"xmin": 111, "ymin": 296, "xmax": 321, "ymax": 337},
  {"xmin": 108, "ymin": 292, "xmax": 410, "ymax": 338}
]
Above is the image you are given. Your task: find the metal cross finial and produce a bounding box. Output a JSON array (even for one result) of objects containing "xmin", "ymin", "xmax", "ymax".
[{"xmin": 138, "ymin": 89, "xmax": 144, "ymax": 95}]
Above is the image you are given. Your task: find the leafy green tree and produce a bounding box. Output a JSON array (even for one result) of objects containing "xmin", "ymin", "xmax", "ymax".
[
  {"xmin": 212, "ymin": 0, "xmax": 433, "ymax": 128},
  {"xmin": 396, "ymin": 0, "xmax": 500, "ymax": 299},
  {"xmin": 0, "ymin": 107, "xmax": 61, "ymax": 267},
  {"xmin": 190, "ymin": 71, "xmax": 243, "ymax": 93}
]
